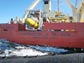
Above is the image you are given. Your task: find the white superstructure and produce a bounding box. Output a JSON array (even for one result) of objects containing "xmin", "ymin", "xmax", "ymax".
[{"xmin": 14, "ymin": 0, "xmax": 84, "ymax": 23}]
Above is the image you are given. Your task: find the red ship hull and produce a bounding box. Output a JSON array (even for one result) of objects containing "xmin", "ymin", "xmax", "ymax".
[{"xmin": 0, "ymin": 22, "xmax": 84, "ymax": 48}]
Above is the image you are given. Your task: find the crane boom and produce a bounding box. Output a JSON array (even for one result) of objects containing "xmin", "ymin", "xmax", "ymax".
[
  {"xmin": 77, "ymin": 0, "xmax": 84, "ymax": 22},
  {"xmin": 28, "ymin": 0, "xmax": 40, "ymax": 10},
  {"xmin": 65, "ymin": 0, "xmax": 78, "ymax": 22}
]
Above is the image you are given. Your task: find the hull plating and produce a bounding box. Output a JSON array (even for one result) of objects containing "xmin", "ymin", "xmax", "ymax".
[{"xmin": 0, "ymin": 22, "xmax": 84, "ymax": 48}]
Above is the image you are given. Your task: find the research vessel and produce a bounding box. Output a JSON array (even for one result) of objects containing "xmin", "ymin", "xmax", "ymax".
[{"xmin": 0, "ymin": 0, "xmax": 84, "ymax": 50}]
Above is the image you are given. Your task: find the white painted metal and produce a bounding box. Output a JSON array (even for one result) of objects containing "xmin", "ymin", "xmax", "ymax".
[
  {"xmin": 19, "ymin": 0, "xmax": 84, "ymax": 23},
  {"xmin": 65, "ymin": 0, "xmax": 78, "ymax": 22},
  {"xmin": 23, "ymin": 0, "xmax": 40, "ymax": 19},
  {"xmin": 43, "ymin": 0, "xmax": 51, "ymax": 18},
  {"xmin": 77, "ymin": 0, "xmax": 84, "ymax": 22}
]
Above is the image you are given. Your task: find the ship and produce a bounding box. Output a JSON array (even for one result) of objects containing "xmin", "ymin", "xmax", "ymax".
[{"xmin": 0, "ymin": 0, "xmax": 84, "ymax": 51}]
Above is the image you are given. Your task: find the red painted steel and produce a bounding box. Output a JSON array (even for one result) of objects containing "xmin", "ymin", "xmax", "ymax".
[{"xmin": 0, "ymin": 22, "xmax": 84, "ymax": 48}]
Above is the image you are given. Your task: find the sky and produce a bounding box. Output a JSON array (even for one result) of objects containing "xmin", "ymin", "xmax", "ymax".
[{"xmin": 0, "ymin": 0, "xmax": 81, "ymax": 23}]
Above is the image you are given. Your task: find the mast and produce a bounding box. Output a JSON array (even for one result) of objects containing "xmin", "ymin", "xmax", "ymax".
[
  {"xmin": 58, "ymin": 0, "xmax": 60, "ymax": 13},
  {"xmin": 75, "ymin": 0, "xmax": 78, "ymax": 8},
  {"xmin": 43, "ymin": 0, "xmax": 51, "ymax": 18}
]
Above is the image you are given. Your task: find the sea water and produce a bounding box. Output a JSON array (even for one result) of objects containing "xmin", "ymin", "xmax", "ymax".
[{"xmin": 0, "ymin": 39, "xmax": 68, "ymax": 57}]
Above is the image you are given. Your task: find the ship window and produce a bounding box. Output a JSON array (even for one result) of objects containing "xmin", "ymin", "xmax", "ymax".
[
  {"xmin": 44, "ymin": 1, "xmax": 48, "ymax": 4},
  {"xmin": 48, "ymin": 29, "xmax": 62, "ymax": 32},
  {"xmin": 54, "ymin": 30, "xmax": 61, "ymax": 31},
  {"xmin": 3, "ymin": 29, "xmax": 8, "ymax": 31},
  {"xmin": 55, "ymin": 15, "xmax": 58, "ymax": 17}
]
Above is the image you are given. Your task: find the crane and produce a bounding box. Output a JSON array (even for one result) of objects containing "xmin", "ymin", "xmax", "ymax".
[
  {"xmin": 23, "ymin": 0, "xmax": 40, "ymax": 20},
  {"xmin": 77, "ymin": 0, "xmax": 84, "ymax": 22},
  {"xmin": 65, "ymin": 0, "xmax": 78, "ymax": 22}
]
